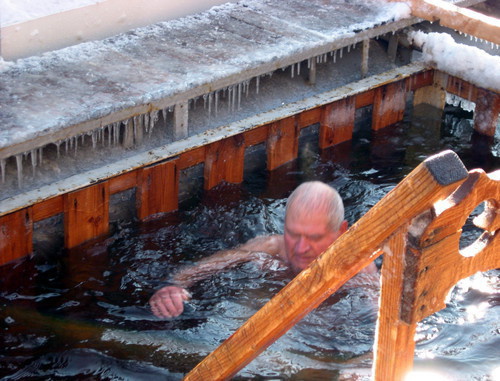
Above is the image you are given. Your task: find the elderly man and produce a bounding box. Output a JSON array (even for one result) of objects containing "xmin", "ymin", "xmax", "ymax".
[{"xmin": 150, "ymin": 181, "xmax": 378, "ymax": 318}]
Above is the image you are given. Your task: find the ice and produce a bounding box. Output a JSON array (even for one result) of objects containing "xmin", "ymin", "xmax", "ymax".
[
  {"xmin": 15, "ymin": 155, "xmax": 23, "ymax": 188},
  {"xmin": 1, "ymin": 159, "xmax": 5, "ymax": 183}
]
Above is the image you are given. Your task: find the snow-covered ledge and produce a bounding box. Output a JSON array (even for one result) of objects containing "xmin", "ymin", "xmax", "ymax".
[
  {"xmin": 1, "ymin": 0, "xmax": 236, "ymax": 61},
  {"xmin": 410, "ymin": 31, "xmax": 500, "ymax": 92}
]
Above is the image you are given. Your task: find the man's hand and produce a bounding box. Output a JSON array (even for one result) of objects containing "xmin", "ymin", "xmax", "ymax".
[{"xmin": 149, "ymin": 285, "xmax": 191, "ymax": 318}]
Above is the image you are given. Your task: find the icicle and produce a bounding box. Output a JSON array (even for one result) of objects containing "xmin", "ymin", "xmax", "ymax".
[
  {"xmin": 144, "ymin": 113, "xmax": 150, "ymax": 134},
  {"xmin": 203, "ymin": 94, "xmax": 208, "ymax": 110},
  {"xmin": 307, "ymin": 58, "xmax": 312, "ymax": 69},
  {"xmin": 55, "ymin": 141, "xmax": 61, "ymax": 158},
  {"xmin": 65, "ymin": 138, "xmax": 69, "ymax": 154},
  {"xmin": 297, "ymin": 62, "xmax": 301, "ymax": 76},
  {"xmin": 215, "ymin": 90, "xmax": 219, "ymax": 116},
  {"xmin": 39, "ymin": 147, "xmax": 43, "ymax": 165},
  {"xmin": 16, "ymin": 154, "xmax": 23, "ymax": 188},
  {"xmin": 91, "ymin": 131, "xmax": 97, "ymax": 149},
  {"xmin": 256, "ymin": 76, "xmax": 260, "ymax": 95},
  {"xmin": 232, "ymin": 85, "xmax": 237, "ymax": 112},
  {"xmin": 291, "ymin": 64, "xmax": 294, "ymax": 78},
  {"xmin": 333, "ymin": 50, "xmax": 337, "ymax": 63},
  {"xmin": 347, "ymin": 44, "xmax": 351, "ymax": 53},
  {"xmin": 238, "ymin": 83, "xmax": 242, "ymax": 110},
  {"xmin": 149, "ymin": 110, "xmax": 159, "ymax": 136},
  {"xmin": 113, "ymin": 122, "xmax": 120, "ymax": 146},
  {"xmin": 30, "ymin": 149, "xmax": 37, "ymax": 177},
  {"xmin": 162, "ymin": 108, "xmax": 168, "ymax": 123},
  {"xmin": 228, "ymin": 86, "xmax": 232, "ymax": 112},
  {"xmin": 1, "ymin": 158, "xmax": 5, "ymax": 183},
  {"xmin": 74, "ymin": 136, "xmax": 78, "ymax": 154},
  {"xmin": 340, "ymin": 47, "xmax": 343, "ymax": 59},
  {"xmin": 208, "ymin": 92, "xmax": 213, "ymax": 117},
  {"xmin": 467, "ymin": 84, "xmax": 473, "ymax": 101},
  {"xmin": 245, "ymin": 80, "xmax": 250, "ymax": 97}
]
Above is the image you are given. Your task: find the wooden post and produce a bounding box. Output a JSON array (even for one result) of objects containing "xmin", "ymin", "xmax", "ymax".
[
  {"xmin": 184, "ymin": 150, "xmax": 468, "ymax": 381},
  {"xmin": 267, "ymin": 116, "xmax": 299, "ymax": 170},
  {"xmin": 473, "ymin": 88, "xmax": 500, "ymax": 137},
  {"xmin": 319, "ymin": 97, "xmax": 355, "ymax": 149},
  {"xmin": 174, "ymin": 101, "xmax": 189, "ymax": 140},
  {"xmin": 0, "ymin": 208, "xmax": 33, "ymax": 265},
  {"xmin": 373, "ymin": 225, "xmax": 418, "ymax": 380},
  {"xmin": 64, "ymin": 183, "xmax": 109, "ymax": 248},
  {"xmin": 137, "ymin": 160, "xmax": 178, "ymax": 219},
  {"xmin": 372, "ymin": 80, "xmax": 407, "ymax": 131},
  {"xmin": 204, "ymin": 135, "xmax": 245, "ymax": 190},
  {"xmin": 414, "ymin": 70, "xmax": 447, "ymax": 110}
]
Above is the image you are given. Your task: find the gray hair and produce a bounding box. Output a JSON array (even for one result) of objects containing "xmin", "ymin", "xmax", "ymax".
[{"xmin": 285, "ymin": 181, "xmax": 344, "ymax": 231}]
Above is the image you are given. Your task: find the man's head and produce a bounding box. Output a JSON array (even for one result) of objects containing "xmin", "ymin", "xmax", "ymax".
[{"xmin": 283, "ymin": 181, "xmax": 347, "ymax": 272}]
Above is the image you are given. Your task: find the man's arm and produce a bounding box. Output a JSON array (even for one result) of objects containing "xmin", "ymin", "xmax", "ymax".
[{"xmin": 149, "ymin": 235, "xmax": 283, "ymax": 318}]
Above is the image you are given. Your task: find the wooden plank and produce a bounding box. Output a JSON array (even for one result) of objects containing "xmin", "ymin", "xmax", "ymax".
[
  {"xmin": 298, "ymin": 107, "xmax": 321, "ymax": 128},
  {"xmin": 266, "ymin": 116, "xmax": 299, "ymax": 171},
  {"xmin": 408, "ymin": 69, "xmax": 434, "ymax": 91},
  {"xmin": 373, "ymin": 225, "xmax": 417, "ymax": 381},
  {"xmin": 204, "ymin": 135, "xmax": 245, "ymax": 190},
  {"xmin": 137, "ymin": 160, "xmax": 178, "ymax": 219},
  {"xmin": 32, "ymin": 196, "xmax": 64, "ymax": 222},
  {"xmin": 372, "ymin": 80, "xmax": 407, "ymax": 131},
  {"xmin": 446, "ymin": 75, "xmax": 478, "ymax": 103},
  {"xmin": 64, "ymin": 183, "xmax": 109, "ymax": 248},
  {"xmin": 184, "ymin": 150, "xmax": 469, "ymax": 381},
  {"xmin": 319, "ymin": 97, "xmax": 355, "ymax": 149},
  {"xmin": 355, "ymin": 89, "xmax": 375, "ymax": 108},
  {"xmin": 473, "ymin": 88, "xmax": 499, "ymax": 137},
  {"xmin": 178, "ymin": 146, "xmax": 206, "ymax": 170},
  {"xmin": 109, "ymin": 170, "xmax": 138, "ymax": 194},
  {"xmin": 0, "ymin": 208, "xmax": 33, "ymax": 265},
  {"xmin": 243, "ymin": 125, "xmax": 269, "ymax": 147},
  {"xmin": 404, "ymin": 0, "xmax": 500, "ymax": 45}
]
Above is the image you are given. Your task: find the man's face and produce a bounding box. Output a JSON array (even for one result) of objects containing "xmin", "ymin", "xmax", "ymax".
[{"xmin": 283, "ymin": 206, "xmax": 345, "ymax": 273}]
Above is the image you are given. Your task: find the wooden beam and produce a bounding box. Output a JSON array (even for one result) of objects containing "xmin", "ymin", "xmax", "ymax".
[
  {"xmin": 184, "ymin": 150, "xmax": 468, "ymax": 381},
  {"xmin": 204, "ymin": 135, "xmax": 245, "ymax": 190},
  {"xmin": 137, "ymin": 160, "xmax": 178, "ymax": 219},
  {"xmin": 267, "ymin": 116, "xmax": 299, "ymax": 170},
  {"xmin": 64, "ymin": 183, "xmax": 109, "ymax": 248},
  {"xmin": 319, "ymin": 97, "xmax": 356, "ymax": 149},
  {"xmin": 372, "ymin": 80, "xmax": 407, "ymax": 130},
  {"xmin": 0, "ymin": 208, "xmax": 33, "ymax": 265},
  {"xmin": 32, "ymin": 196, "xmax": 64, "ymax": 222},
  {"xmin": 406, "ymin": 0, "xmax": 500, "ymax": 45}
]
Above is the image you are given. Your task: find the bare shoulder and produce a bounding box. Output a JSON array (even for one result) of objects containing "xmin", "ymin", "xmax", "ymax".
[{"xmin": 239, "ymin": 234, "xmax": 284, "ymax": 257}]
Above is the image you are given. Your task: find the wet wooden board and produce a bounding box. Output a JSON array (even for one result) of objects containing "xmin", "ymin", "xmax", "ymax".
[{"xmin": 0, "ymin": 208, "xmax": 33, "ymax": 265}]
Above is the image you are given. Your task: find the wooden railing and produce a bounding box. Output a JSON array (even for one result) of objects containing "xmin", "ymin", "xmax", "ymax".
[{"xmin": 183, "ymin": 150, "xmax": 500, "ymax": 380}]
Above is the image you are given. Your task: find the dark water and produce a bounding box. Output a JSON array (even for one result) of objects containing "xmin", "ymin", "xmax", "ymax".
[{"xmin": 1, "ymin": 104, "xmax": 499, "ymax": 380}]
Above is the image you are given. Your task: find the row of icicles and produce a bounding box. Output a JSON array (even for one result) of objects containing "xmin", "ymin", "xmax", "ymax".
[{"xmin": 1, "ymin": 43, "xmax": 359, "ymax": 190}]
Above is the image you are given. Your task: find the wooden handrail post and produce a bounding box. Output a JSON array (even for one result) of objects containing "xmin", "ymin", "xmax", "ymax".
[
  {"xmin": 374, "ymin": 169, "xmax": 500, "ymax": 380},
  {"xmin": 183, "ymin": 150, "xmax": 468, "ymax": 381}
]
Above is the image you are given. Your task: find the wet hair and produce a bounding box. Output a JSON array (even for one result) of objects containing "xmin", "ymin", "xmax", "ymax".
[{"xmin": 285, "ymin": 181, "xmax": 345, "ymax": 232}]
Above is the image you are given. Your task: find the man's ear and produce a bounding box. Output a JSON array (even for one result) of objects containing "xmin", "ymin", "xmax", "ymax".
[{"xmin": 340, "ymin": 220, "xmax": 348, "ymax": 234}]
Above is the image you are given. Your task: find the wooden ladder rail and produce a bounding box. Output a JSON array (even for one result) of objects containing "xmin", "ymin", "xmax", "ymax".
[{"xmin": 183, "ymin": 150, "xmax": 497, "ymax": 380}]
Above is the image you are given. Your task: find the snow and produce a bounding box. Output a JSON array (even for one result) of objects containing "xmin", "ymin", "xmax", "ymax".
[{"xmin": 410, "ymin": 31, "xmax": 500, "ymax": 92}]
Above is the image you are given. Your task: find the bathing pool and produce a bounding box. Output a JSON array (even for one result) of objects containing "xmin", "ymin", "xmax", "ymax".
[{"xmin": 1, "ymin": 104, "xmax": 499, "ymax": 380}]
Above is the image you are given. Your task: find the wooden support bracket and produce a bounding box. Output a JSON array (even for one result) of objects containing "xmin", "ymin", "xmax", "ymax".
[
  {"xmin": 204, "ymin": 135, "xmax": 245, "ymax": 190},
  {"xmin": 0, "ymin": 208, "xmax": 33, "ymax": 265},
  {"xmin": 267, "ymin": 116, "xmax": 299, "ymax": 170},
  {"xmin": 319, "ymin": 97, "xmax": 355, "ymax": 149},
  {"xmin": 137, "ymin": 160, "xmax": 178, "ymax": 219},
  {"xmin": 372, "ymin": 80, "xmax": 407, "ymax": 130},
  {"xmin": 64, "ymin": 182, "xmax": 109, "ymax": 249}
]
